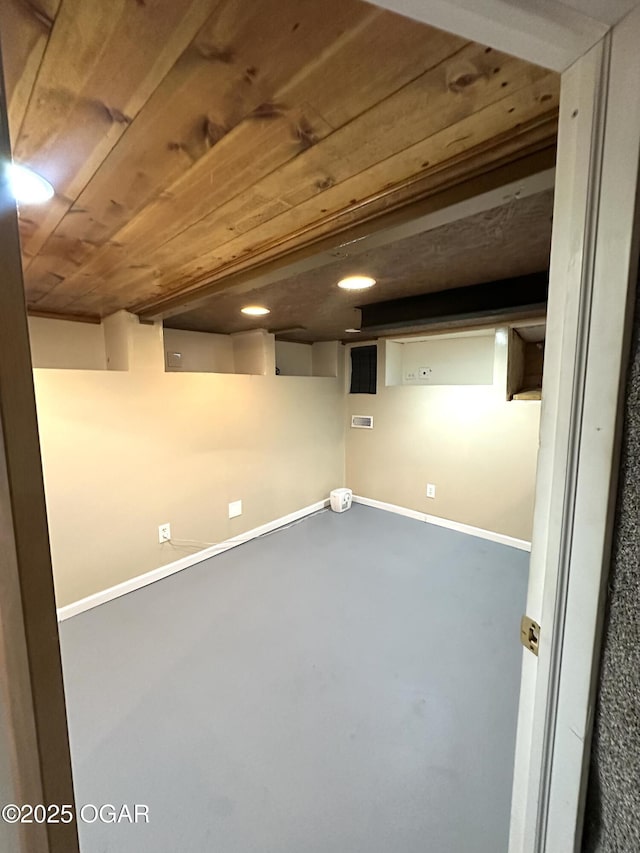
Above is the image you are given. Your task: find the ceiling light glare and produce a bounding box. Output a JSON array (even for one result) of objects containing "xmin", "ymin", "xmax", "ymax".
[
  {"xmin": 6, "ymin": 162, "xmax": 54, "ymax": 204},
  {"xmin": 241, "ymin": 305, "xmax": 270, "ymax": 316},
  {"xmin": 337, "ymin": 275, "xmax": 376, "ymax": 291},
  {"xmin": 344, "ymin": 328, "xmax": 361, "ymax": 333}
]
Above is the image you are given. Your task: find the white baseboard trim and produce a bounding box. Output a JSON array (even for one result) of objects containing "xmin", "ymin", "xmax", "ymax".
[
  {"xmin": 352, "ymin": 495, "xmax": 531, "ymax": 552},
  {"xmin": 57, "ymin": 499, "xmax": 330, "ymax": 622}
]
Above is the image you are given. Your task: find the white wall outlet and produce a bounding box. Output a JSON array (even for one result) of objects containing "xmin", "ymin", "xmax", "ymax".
[
  {"xmin": 419, "ymin": 367, "xmax": 432, "ymax": 379},
  {"xmin": 405, "ymin": 371, "xmax": 416, "ymax": 380},
  {"xmin": 229, "ymin": 500, "xmax": 242, "ymax": 519},
  {"xmin": 158, "ymin": 523, "xmax": 171, "ymax": 543},
  {"xmin": 426, "ymin": 483, "xmax": 436, "ymax": 499}
]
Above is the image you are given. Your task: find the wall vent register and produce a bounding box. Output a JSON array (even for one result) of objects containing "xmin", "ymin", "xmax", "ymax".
[{"xmin": 351, "ymin": 415, "xmax": 374, "ymax": 429}]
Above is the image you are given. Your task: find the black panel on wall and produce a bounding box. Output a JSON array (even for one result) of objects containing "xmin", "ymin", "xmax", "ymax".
[
  {"xmin": 350, "ymin": 345, "xmax": 377, "ymax": 394},
  {"xmin": 583, "ymin": 287, "xmax": 640, "ymax": 853}
]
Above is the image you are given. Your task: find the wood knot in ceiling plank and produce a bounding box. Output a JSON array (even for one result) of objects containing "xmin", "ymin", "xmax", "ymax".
[
  {"xmin": 195, "ymin": 41, "xmax": 235, "ymax": 64},
  {"xmin": 20, "ymin": 0, "xmax": 55, "ymax": 31},
  {"xmin": 251, "ymin": 102, "xmax": 286, "ymax": 120}
]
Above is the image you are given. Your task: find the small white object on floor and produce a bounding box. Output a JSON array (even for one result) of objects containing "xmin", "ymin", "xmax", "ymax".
[{"xmin": 330, "ymin": 488, "xmax": 353, "ymax": 512}]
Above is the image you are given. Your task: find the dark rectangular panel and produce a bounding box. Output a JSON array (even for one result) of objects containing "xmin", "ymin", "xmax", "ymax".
[
  {"xmin": 350, "ymin": 345, "xmax": 377, "ymax": 394},
  {"xmin": 360, "ymin": 272, "xmax": 548, "ymax": 333}
]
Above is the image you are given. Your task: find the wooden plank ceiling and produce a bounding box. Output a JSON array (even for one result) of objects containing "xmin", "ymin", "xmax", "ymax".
[
  {"xmin": 168, "ymin": 187, "xmax": 555, "ymax": 341},
  {"xmin": 0, "ymin": 0, "xmax": 560, "ymax": 323}
]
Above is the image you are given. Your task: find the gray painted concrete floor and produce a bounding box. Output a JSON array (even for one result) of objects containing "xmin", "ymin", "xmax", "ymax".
[{"xmin": 60, "ymin": 504, "xmax": 529, "ymax": 853}]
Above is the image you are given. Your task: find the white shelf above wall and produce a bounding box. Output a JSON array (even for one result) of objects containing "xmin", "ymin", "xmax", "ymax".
[
  {"xmin": 384, "ymin": 329, "xmax": 496, "ymax": 387},
  {"xmin": 275, "ymin": 340, "xmax": 339, "ymax": 377},
  {"xmin": 163, "ymin": 327, "xmax": 276, "ymax": 375}
]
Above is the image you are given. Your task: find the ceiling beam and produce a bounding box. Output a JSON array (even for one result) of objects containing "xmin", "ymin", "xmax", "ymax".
[
  {"xmin": 139, "ymin": 146, "xmax": 555, "ymax": 322},
  {"xmin": 358, "ymin": 271, "xmax": 548, "ymax": 333}
]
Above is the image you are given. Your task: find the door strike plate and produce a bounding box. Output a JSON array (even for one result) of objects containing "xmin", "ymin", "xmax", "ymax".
[{"xmin": 521, "ymin": 615, "xmax": 540, "ymax": 656}]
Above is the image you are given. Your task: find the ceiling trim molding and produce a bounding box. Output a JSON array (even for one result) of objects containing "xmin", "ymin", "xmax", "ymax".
[
  {"xmin": 27, "ymin": 309, "xmax": 102, "ymax": 325},
  {"xmin": 370, "ymin": 0, "xmax": 634, "ymax": 71}
]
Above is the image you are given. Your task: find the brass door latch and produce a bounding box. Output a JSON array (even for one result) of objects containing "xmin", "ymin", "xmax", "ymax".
[{"xmin": 521, "ymin": 615, "xmax": 540, "ymax": 656}]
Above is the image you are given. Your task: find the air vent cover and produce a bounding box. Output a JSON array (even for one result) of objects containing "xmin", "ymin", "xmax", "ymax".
[{"xmin": 351, "ymin": 415, "xmax": 373, "ymax": 429}]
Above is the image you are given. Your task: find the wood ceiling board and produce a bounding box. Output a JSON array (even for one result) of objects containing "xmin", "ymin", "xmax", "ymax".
[
  {"xmin": 28, "ymin": 308, "xmax": 101, "ymax": 324},
  {"xmin": 0, "ymin": 0, "xmax": 61, "ymax": 148},
  {"xmin": 12, "ymin": 0, "xmax": 223, "ymax": 261},
  {"xmin": 23, "ymin": 0, "xmax": 385, "ymax": 293},
  {"xmin": 130, "ymin": 60, "xmax": 556, "ymax": 291},
  {"xmin": 143, "ymin": 77, "xmax": 557, "ymax": 298},
  {"xmin": 166, "ymin": 188, "xmax": 554, "ymax": 342},
  {"xmin": 28, "ymin": 10, "xmax": 471, "ymax": 312},
  {"xmin": 135, "ymin": 133, "xmax": 557, "ymax": 319},
  {"xmin": 91, "ymin": 92, "xmax": 556, "ymax": 318},
  {"xmin": 3, "ymin": 0, "xmax": 560, "ymax": 322},
  {"xmin": 40, "ymin": 47, "xmax": 558, "ymax": 315}
]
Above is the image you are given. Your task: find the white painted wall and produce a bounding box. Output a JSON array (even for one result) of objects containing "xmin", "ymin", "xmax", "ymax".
[
  {"xmin": 386, "ymin": 333, "xmax": 496, "ymax": 386},
  {"xmin": 163, "ymin": 327, "xmax": 235, "ymax": 373},
  {"xmin": 275, "ymin": 341, "xmax": 313, "ymax": 376}
]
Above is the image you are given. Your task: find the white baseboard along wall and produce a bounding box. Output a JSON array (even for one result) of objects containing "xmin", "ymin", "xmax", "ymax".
[{"xmin": 57, "ymin": 495, "xmax": 531, "ymax": 622}]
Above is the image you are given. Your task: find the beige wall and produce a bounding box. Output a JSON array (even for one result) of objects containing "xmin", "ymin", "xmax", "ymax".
[
  {"xmin": 28, "ymin": 316, "xmax": 106, "ymax": 370},
  {"xmin": 345, "ymin": 336, "xmax": 540, "ymax": 541},
  {"xmin": 31, "ymin": 316, "xmax": 539, "ymax": 608},
  {"xmin": 31, "ymin": 314, "xmax": 344, "ymax": 607},
  {"xmin": 35, "ymin": 367, "xmax": 345, "ymax": 607}
]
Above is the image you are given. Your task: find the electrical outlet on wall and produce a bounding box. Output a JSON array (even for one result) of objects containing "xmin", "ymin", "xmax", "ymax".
[
  {"xmin": 419, "ymin": 367, "xmax": 432, "ymax": 379},
  {"xmin": 405, "ymin": 371, "xmax": 416, "ymax": 381},
  {"xmin": 426, "ymin": 484, "xmax": 436, "ymax": 499},
  {"xmin": 229, "ymin": 500, "xmax": 242, "ymax": 519},
  {"xmin": 158, "ymin": 523, "xmax": 171, "ymax": 543}
]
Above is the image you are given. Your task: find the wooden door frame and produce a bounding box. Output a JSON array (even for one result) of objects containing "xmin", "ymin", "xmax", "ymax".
[
  {"xmin": 0, "ymin": 51, "xmax": 79, "ymax": 853},
  {"xmin": 513, "ymin": 11, "xmax": 640, "ymax": 850},
  {"xmin": 373, "ymin": 1, "xmax": 640, "ymax": 850}
]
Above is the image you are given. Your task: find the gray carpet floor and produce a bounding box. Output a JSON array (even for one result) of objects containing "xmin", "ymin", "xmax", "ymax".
[{"xmin": 59, "ymin": 504, "xmax": 529, "ymax": 853}]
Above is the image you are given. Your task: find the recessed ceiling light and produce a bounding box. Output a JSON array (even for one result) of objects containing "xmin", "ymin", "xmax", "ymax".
[
  {"xmin": 344, "ymin": 328, "xmax": 361, "ymax": 333},
  {"xmin": 6, "ymin": 162, "xmax": 54, "ymax": 204},
  {"xmin": 337, "ymin": 275, "xmax": 376, "ymax": 291},
  {"xmin": 241, "ymin": 305, "xmax": 270, "ymax": 316}
]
